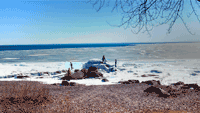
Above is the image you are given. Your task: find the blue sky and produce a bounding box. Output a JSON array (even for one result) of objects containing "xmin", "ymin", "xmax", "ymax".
[{"xmin": 0, "ymin": 0, "xmax": 200, "ymax": 45}]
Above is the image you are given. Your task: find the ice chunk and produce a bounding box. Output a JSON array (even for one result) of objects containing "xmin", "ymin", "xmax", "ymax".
[{"xmin": 82, "ymin": 59, "xmax": 116, "ymax": 73}]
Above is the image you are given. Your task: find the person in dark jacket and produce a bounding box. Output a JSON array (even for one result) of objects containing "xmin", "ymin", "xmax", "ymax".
[
  {"xmin": 102, "ymin": 55, "xmax": 106, "ymax": 63},
  {"xmin": 115, "ymin": 59, "xmax": 117, "ymax": 67},
  {"xmin": 70, "ymin": 62, "xmax": 73, "ymax": 70}
]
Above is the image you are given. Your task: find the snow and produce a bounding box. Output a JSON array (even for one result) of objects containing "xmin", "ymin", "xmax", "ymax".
[
  {"xmin": 0, "ymin": 59, "xmax": 200, "ymax": 86},
  {"xmin": 82, "ymin": 59, "xmax": 116, "ymax": 73}
]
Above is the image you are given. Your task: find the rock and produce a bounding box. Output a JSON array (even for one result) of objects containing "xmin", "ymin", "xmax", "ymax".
[
  {"xmin": 142, "ymin": 80, "xmax": 161, "ymax": 86},
  {"xmin": 141, "ymin": 74, "xmax": 148, "ymax": 77},
  {"xmin": 74, "ymin": 69, "xmax": 80, "ymax": 73},
  {"xmin": 60, "ymin": 81, "xmax": 76, "ymax": 86},
  {"xmin": 148, "ymin": 74, "xmax": 159, "ymax": 77},
  {"xmin": 86, "ymin": 71, "xmax": 103, "ymax": 78},
  {"xmin": 171, "ymin": 81, "xmax": 184, "ymax": 86},
  {"xmin": 43, "ymin": 72, "xmax": 49, "ymax": 74},
  {"xmin": 69, "ymin": 82, "xmax": 76, "ymax": 86},
  {"xmin": 52, "ymin": 83, "xmax": 60, "ymax": 86},
  {"xmin": 102, "ymin": 78, "xmax": 109, "ymax": 82},
  {"xmin": 166, "ymin": 85, "xmax": 185, "ymax": 97},
  {"xmin": 85, "ymin": 66, "xmax": 103, "ymax": 78},
  {"xmin": 144, "ymin": 82, "xmax": 199, "ymax": 98},
  {"xmin": 119, "ymin": 81, "xmax": 130, "ymax": 84},
  {"xmin": 181, "ymin": 84, "xmax": 200, "ymax": 91},
  {"xmin": 61, "ymin": 68, "xmax": 72, "ymax": 80},
  {"xmin": 144, "ymin": 86, "xmax": 170, "ymax": 98},
  {"xmin": 56, "ymin": 71, "xmax": 61, "ymax": 74},
  {"xmin": 88, "ymin": 66, "xmax": 98, "ymax": 72},
  {"xmin": 81, "ymin": 68, "xmax": 88, "ymax": 75},
  {"xmin": 150, "ymin": 70, "xmax": 162, "ymax": 73},
  {"xmin": 170, "ymin": 82, "xmax": 200, "ymax": 91},
  {"xmin": 61, "ymin": 81, "xmax": 69, "ymax": 86},
  {"xmin": 119, "ymin": 80, "xmax": 139, "ymax": 84},
  {"xmin": 16, "ymin": 76, "xmax": 29, "ymax": 79},
  {"xmin": 62, "ymin": 70, "xmax": 67, "ymax": 73},
  {"xmin": 157, "ymin": 85, "xmax": 184, "ymax": 97},
  {"xmin": 71, "ymin": 71, "xmax": 85, "ymax": 79},
  {"xmin": 128, "ymin": 80, "xmax": 140, "ymax": 83},
  {"xmin": 61, "ymin": 76, "xmax": 72, "ymax": 80},
  {"xmin": 165, "ymin": 85, "xmax": 181, "ymax": 94}
]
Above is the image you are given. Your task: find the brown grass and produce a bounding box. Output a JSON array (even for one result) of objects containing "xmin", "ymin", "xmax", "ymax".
[
  {"xmin": 0, "ymin": 81, "xmax": 199, "ymax": 113},
  {"xmin": 0, "ymin": 81, "xmax": 73, "ymax": 113}
]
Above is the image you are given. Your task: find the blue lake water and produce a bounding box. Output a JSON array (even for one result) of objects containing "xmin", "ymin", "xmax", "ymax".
[{"xmin": 0, "ymin": 42, "xmax": 199, "ymax": 64}]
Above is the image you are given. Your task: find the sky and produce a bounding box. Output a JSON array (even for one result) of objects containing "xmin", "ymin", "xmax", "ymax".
[{"xmin": 0, "ymin": 0, "xmax": 200, "ymax": 45}]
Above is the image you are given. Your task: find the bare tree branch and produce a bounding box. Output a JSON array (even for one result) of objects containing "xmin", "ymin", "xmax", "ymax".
[{"xmin": 88, "ymin": 0, "xmax": 200, "ymax": 35}]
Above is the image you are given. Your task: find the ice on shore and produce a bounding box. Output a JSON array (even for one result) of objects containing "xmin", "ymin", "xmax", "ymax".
[
  {"xmin": 82, "ymin": 59, "xmax": 116, "ymax": 73},
  {"xmin": 0, "ymin": 59, "xmax": 200, "ymax": 86}
]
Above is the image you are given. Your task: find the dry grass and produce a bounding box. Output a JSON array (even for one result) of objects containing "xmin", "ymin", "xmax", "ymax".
[
  {"xmin": 0, "ymin": 81, "xmax": 199, "ymax": 113},
  {"xmin": 0, "ymin": 81, "xmax": 73, "ymax": 113}
]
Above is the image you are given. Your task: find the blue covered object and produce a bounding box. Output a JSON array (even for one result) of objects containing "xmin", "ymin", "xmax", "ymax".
[
  {"xmin": 191, "ymin": 73, "xmax": 197, "ymax": 76},
  {"xmin": 150, "ymin": 70, "xmax": 162, "ymax": 73}
]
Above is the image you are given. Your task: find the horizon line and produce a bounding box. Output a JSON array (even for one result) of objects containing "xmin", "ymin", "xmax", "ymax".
[{"xmin": 0, "ymin": 41, "xmax": 198, "ymax": 46}]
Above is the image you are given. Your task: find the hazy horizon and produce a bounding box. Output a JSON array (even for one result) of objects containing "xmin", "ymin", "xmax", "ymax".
[{"xmin": 0, "ymin": 41, "xmax": 198, "ymax": 46}]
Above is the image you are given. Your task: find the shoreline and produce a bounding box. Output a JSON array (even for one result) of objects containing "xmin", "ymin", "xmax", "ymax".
[{"xmin": 0, "ymin": 58, "xmax": 200, "ymax": 86}]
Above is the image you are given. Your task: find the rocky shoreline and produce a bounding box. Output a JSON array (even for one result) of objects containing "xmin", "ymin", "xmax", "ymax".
[
  {"xmin": 1, "ymin": 59, "xmax": 200, "ymax": 112},
  {"xmin": 43, "ymin": 79, "xmax": 200, "ymax": 112},
  {"xmin": 0, "ymin": 79, "xmax": 199, "ymax": 112}
]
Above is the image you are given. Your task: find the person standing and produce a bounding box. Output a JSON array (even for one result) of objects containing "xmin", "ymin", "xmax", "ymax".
[
  {"xmin": 70, "ymin": 62, "xmax": 73, "ymax": 70},
  {"xmin": 115, "ymin": 59, "xmax": 117, "ymax": 67},
  {"xmin": 102, "ymin": 55, "xmax": 105, "ymax": 63}
]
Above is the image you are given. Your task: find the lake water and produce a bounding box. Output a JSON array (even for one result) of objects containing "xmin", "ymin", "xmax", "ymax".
[{"xmin": 0, "ymin": 42, "xmax": 199, "ymax": 63}]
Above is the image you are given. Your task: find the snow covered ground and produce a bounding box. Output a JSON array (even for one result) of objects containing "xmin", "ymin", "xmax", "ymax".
[{"xmin": 0, "ymin": 59, "xmax": 200, "ymax": 86}]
